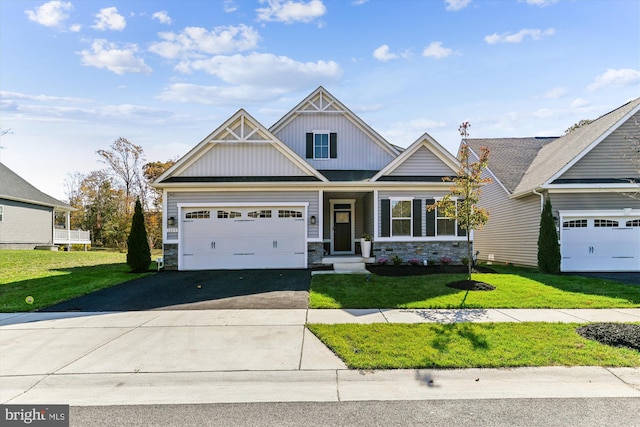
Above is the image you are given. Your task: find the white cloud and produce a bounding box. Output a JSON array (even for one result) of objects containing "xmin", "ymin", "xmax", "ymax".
[
  {"xmin": 149, "ymin": 25, "xmax": 260, "ymax": 59},
  {"xmin": 352, "ymin": 0, "xmax": 369, "ymax": 5},
  {"xmin": 157, "ymin": 83, "xmax": 289, "ymax": 105},
  {"xmin": 256, "ymin": 0, "xmax": 326, "ymax": 24},
  {"xmin": 224, "ymin": 1, "xmax": 238, "ymax": 12},
  {"xmin": 543, "ymin": 86, "xmax": 567, "ymax": 99},
  {"xmin": 78, "ymin": 39, "xmax": 152, "ymax": 75},
  {"xmin": 69, "ymin": 23, "xmax": 82, "ymax": 32},
  {"xmin": 520, "ymin": 0, "xmax": 559, "ymax": 6},
  {"xmin": 373, "ymin": 45, "xmax": 398, "ymax": 62},
  {"xmin": 422, "ymin": 41, "xmax": 453, "ymax": 59},
  {"xmin": 587, "ymin": 68, "xmax": 640, "ymax": 91},
  {"xmin": 25, "ymin": 1, "xmax": 72, "ymax": 28},
  {"xmin": 485, "ymin": 28, "xmax": 555, "ymax": 44},
  {"xmin": 152, "ymin": 11, "xmax": 172, "ymax": 25},
  {"xmin": 445, "ymin": 0, "xmax": 471, "ymax": 11},
  {"xmin": 570, "ymin": 98, "xmax": 590, "ymax": 108},
  {"xmin": 175, "ymin": 53, "xmax": 342, "ymax": 89},
  {"xmin": 92, "ymin": 7, "xmax": 126, "ymax": 31}
]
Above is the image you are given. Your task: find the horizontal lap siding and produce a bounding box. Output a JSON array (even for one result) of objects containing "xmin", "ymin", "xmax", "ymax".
[
  {"xmin": 166, "ymin": 191, "xmax": 319, "ymax": 240},
  {"xmin": 0, "ymin": 199, "xmax": 53, "ymax": 245},
  {"xmin": 274, "ymin": 114, "xmax": 395, "ymax": 170},
  {"xmin": 550, "ymin": 193, "xmax": 640, "ymax": 212},
  {"xmin": 388, "ymin": 146, "xmax": 455, "ymax": 176},
  {"xmin": 473, "ymin": 183, "xmax": 541, "ymax": 267},
  {"xmin": 559, "ymin": 111, "xmax": 640, "ymax": 180}
]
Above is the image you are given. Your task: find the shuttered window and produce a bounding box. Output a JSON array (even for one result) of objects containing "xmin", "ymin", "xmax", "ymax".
[
  {"xmin": 391, "ymin": 200, "xmax": 412, "ymax": 236},
  {"xmin": 306, "ymin": 132, "xmax": 337, "ymax": 159}
]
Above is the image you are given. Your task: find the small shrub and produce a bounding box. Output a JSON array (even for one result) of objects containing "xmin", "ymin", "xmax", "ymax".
[
  {"xmin": 461, "ymin": 257, "xmax": 470, "ymax": 266},
  {"xmin": 408, "ymin": 258, "xmax": 421, "ymax": 266},
  {"xmin": 439, "ymin": 256, "xmax": 452, "ymax": 266},
  {"xmin": 377, "ymin": 257, "xmax": 388, "ymax": 265},
  {"xmin": 392, "ymin": 255, "xmax": 403, "ymax": 266},
  {"xmin": 427, "ymin": 259, "xmax": 436, "ymax": 266}
]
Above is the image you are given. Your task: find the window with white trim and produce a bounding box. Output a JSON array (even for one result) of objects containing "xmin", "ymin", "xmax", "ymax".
[
  {"xmin": 391, "ymin": 200, "xmax": 412, "ymax": 236},
  {"xmin": 314, "ymin": 132, "xmax": 330, "ymax": 159},
  {"xmin": 436, "ymin": 200, "xmax": 456, "ymax": 236},
  {"xmin": 626, "ymin": 219, "xmax": 640, "ymax": 227}
]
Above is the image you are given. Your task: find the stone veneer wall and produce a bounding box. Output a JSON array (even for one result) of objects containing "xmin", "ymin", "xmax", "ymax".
[
  {"xmin": 307, "ymin": 242, "xmax": 325, "ymax": 267},
  {"xmin": 163, "ymin": 243, "xmax": 178, "ymax": 270},
  {"xmin": 373, "ymin": 241, "xmax": 471, "ymax": 264}
]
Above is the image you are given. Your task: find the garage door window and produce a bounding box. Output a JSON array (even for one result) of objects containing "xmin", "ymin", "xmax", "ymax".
[
  {"xmin": 248, "ymin": 210, "xmax": 272, "ymax": 218},
  {"xmin": 278, "ymin": 210, "xmax": 302, "ymax": 218},
  {"xmin": 186, "ymin": 210, "xmax": 210, "ymax": 219},
  {"xmin": 626, "ymin": 219, "xmax": 640, "ymax": 227},
  {"xmin": 594, "ymin": 219, "xmax": 618, "ymax": 227},
  {"xmin": 563, "ymin": 219, "xmax": 587, "ymax": 228},
  {"xmin": 218, "ymin": 210, "xmax": 241, "ymax": 219}
]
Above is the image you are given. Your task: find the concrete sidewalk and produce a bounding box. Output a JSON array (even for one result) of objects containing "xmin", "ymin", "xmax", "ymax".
[{"xmin": 1, "ymin": 309, "xmax": 639, "ymax": 406}]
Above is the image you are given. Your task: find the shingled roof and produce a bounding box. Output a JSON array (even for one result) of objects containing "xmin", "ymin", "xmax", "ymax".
[
  {"xmin": 465, "ymin": 137, "xmax": 558, "ymax": 193},
  {"xmin": 0, "ymin": 162, "xmax": 72, "ymax": 210}
]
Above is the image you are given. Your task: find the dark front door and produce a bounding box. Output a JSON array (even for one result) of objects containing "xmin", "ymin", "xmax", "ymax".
[{"xmin": 334, "ymin": 210, "xmax": 352, "ymax": 252}]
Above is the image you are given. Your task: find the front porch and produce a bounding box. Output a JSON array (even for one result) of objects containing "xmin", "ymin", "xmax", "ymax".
[{"xmin": 54, "ymin": 229, "xmax": 91, "ymax": 248}]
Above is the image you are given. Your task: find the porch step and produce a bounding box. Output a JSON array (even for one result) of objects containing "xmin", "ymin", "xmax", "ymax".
[
  {"xmin": 321, "ymin": 256, "xmax": 375, "ymax": 264},
  {"xmin": 333, "ymin": 262, "xmax": 369, "ymax": 274}
]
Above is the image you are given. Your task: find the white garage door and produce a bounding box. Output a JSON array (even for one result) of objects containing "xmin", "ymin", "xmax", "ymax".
[
  {"xmin": 180, "ymin": 206, "xmax": 307, "ymax": 270},
  {"xmin": 561, "ymin": 216, "xmax": 640, "ymax": 272}
]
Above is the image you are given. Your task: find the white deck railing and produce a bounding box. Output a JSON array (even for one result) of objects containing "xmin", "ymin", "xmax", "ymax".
[{"xmin": 54, "ymin": 229, "xmax": 91, "ymax": 245}]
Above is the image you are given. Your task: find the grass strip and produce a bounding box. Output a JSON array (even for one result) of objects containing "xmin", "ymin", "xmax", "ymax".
[
  {"xmin": 309, "ymin": 269, "xmax": 640, "ymax": 309},
  {"xmin": 0, "ymin": 250, "xmax": 155, "ymax": 312},
  {"xmin": 307, "ymin": 322, "xmax": 640, "ymax": 369}
]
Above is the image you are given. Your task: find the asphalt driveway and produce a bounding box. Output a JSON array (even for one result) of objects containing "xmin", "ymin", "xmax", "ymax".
[{"xmin": 40, "ymin": 269, "xmax": 311, "ymax": 311}]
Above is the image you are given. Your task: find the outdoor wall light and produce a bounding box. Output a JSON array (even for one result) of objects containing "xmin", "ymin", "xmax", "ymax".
[
  {"xmin": 167, "ymin": 217, "xmax": 176, "ymax": 226},
  {"xmin": 310, "ymin": 215, "xmax": 317, "ymax": 225}
]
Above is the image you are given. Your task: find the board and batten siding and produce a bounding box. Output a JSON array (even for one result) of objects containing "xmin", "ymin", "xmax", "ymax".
[
  {"xmin": 377, "ymin": 190, "xmax": 450, "ymax": 238},
  {"xmin": 0, "ymin": 199, "xmax": 53, "ymax": 248},
  {"xmin": 273, "ymin": 113, "xmax": 396, "ymax": 170},
  {"xmin": 472, "ymin": 182, "xmax": 542, "ymax": 267},
  {"xmin": 387, "ymin": 146, "xmax": 454, "ymax": 176},
  {"xmin": 559, "ymin": 111, "xmax": 640, "ymax": 180},
  {"xmin": 166, "ymin": 191, "xmax": 320, "ymax": 241},
  {"xmin": 177, "ymin": 144, "xmax": 310, "ymax": 177}
]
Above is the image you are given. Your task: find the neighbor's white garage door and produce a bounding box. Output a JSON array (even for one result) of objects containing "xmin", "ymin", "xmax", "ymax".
[
  {"xmin": 561, "ymin": 215, "xmax": 640, "ymax": 272},
  {"xmin": 180, "ymin": 206, "xmax": 307, "ymax": 270}
]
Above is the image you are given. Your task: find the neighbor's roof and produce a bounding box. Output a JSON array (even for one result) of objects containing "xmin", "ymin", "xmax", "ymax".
[
  {"xmin": 465, "ymin": 137, "xmax": 558, "ymax": 193},
  {"xmin": 0, "ymin": 162, "xmax": 72, "ymax": 210}
]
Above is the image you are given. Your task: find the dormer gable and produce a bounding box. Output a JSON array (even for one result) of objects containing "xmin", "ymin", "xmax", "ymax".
[
  {"xmin": 154, "ymin": 109, "xmax": 327, "ymax": 184},
  {"xmin": 372, "ymin": 133, "xmax": 460, "ymax": 182}
]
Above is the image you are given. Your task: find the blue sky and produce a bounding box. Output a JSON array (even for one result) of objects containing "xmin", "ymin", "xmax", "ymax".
[{"xmin": 1, "ymin": 0, "xmax": 639, "ymax": 200}]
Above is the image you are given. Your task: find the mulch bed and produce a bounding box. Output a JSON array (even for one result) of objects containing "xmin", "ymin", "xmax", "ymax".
[
  {"xmin": 576, "ymin": 323, "xmax": 640, "ymax": 352},
  {"xmin": 365, "ymin": 264, "xmax": 497, "ymax": 291},
  {"xmin": 365, "ymin": 264, "xmax": 496, "ymax": 277}
]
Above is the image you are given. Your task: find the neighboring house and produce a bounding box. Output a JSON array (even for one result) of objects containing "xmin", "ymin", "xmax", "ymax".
[
  {"xmin": 0, "ymin": 162, "xmax": 90, "ymax": 249},
  {"xmin": 466, "ymin": 97, "xmax": 640, "ymax": 272},
  {"xmin": 154, "ymin": 87, "xmax": 470, "ymax": 270}
]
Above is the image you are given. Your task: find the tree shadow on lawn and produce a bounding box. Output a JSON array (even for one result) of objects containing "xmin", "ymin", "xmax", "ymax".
[
  {"xmin": 493, "ymin": 266, "xmax": 640, "ymax": 305},
  {"xmin": 430, "ymin": 323, "xmax": 490, "ymax": 351}
]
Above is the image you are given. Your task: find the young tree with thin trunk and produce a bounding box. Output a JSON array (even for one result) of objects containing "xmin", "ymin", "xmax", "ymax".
[{"xmin": 428, "ymin": 122, "xmax": 492, "ymax": 280}]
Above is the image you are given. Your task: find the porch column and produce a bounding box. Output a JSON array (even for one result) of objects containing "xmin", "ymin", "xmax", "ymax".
[{"xmin": 66, "ymin": 211, "xmax": 71, "ymax": 244}]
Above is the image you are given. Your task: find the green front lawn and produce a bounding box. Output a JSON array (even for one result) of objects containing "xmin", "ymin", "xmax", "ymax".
[
  {"xmin": 308, "ymin": 322, "xmax": 640, "ymax": 369},
  {"xmin": 310, "ymin": 265, "xmax": 640, "ymax": 309},
  {"xmin": 0, "ymin": 250, "xmax": 155, "ymax": 312}
]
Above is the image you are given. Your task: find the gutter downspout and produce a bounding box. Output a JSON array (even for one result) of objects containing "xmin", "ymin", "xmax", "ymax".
[{"xmin": 532, "ymin": 188, "xmax": 544, "ymax": 212}]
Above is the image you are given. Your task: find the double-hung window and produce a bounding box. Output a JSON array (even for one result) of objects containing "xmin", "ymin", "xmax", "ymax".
[
  {"xmin": 391, "ymin": 199, "xmax": 412, "ymax": 236},
  {"xmin": 314, "ymin": 132, "xmax": 330, "ymax": 159},
  {"xmin": 436, "ymin": 199, "xmax": 456, "ymax": 236}
]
